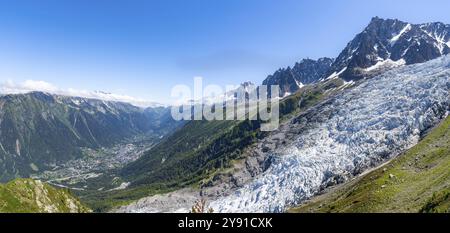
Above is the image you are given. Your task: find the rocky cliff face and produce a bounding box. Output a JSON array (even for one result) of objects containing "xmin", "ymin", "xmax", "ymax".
[
  {"xmin": 326, "ymin": 17, "xmax": 450, "ymax": 81},
  {"xmin": 262, "ymin": 58, "xmax": 333, "ymax": 97},
  {"xmin": 264, "ymin": 17, "xmax": 450, "ymax": 96}
]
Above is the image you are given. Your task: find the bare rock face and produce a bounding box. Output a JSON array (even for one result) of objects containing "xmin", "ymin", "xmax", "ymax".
[
  {"xmin": 111, "ymin": 188, "xmax": 200, "ymax": 213},
  {"xmin": 262, "ymin": 17, "xmax": 450, "ymax": 98},
  {"xmin": 262, "ymin": 58, "xmax": 334, "ymax": 97},
  {"xmin": 326, "ymin": 17, "xmax": 450, "ymax": 81}
]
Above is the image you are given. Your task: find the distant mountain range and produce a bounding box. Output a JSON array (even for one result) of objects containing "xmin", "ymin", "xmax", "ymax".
[
  {"xmin": 263, "ymin": 17, "xmax": 450, "ymax": 96},
  {"xmin": 0, "ymin": 92, "xmax": 180, "ymax": 182}
]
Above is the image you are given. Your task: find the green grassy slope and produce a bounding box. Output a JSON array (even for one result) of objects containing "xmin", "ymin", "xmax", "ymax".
[
  {"xmin": 289, "ymin": 116, "xmax": 450, "ymax": 213},
  {"xmin": 0, "ymin": 178, "xmax": 91, "ymax": 213}
]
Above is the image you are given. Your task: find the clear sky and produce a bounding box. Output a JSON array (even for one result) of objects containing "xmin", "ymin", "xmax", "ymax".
[{"xmin": 0, "ymin": 0, "xmax": 449, "ymax": 104}]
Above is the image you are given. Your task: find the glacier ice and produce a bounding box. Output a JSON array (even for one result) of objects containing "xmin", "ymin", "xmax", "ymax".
[{"xmin": 210, "ymin": 55, "xmax": 450, "ymax": 213}]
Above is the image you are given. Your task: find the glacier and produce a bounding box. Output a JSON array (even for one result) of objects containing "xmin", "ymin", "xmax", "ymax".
[{"xmin": 210, "ymin": 55, "xmax": 450, "ymax": 213}]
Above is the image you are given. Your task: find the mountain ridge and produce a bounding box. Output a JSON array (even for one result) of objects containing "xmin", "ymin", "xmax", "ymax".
[
  {"xmin": 325, "ymin": 16, "xmax": 450, "ymax": 81},
  {"xmin": 262, "ymin": 57, "xmax": 334, "ymax": 97},
  {"xmin": 263, "ymin": 17, "xmax": 450, "ymax": 97}
]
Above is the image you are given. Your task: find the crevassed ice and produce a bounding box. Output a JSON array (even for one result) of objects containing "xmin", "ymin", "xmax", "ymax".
[{"xmin": 210, "ymin": 55, "xmax": 450, "ymax": 213}]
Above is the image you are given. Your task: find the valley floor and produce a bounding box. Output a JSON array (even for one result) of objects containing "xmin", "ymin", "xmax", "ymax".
[{"xmin": 32, "ymin": 140, "xmax": 156, "ymax": 191}]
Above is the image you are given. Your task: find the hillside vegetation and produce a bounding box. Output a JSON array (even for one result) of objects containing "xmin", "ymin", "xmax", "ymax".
[
  {"xmin": 0, "ymin": 178, "xmax": 91, "ymax": 213},
  {"xmin": 0, "ymin": 92, "xmax": 179, "ymax": 182}
]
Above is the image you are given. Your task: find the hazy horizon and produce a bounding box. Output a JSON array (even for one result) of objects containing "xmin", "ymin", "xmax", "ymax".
[{"xmin": 1, "ymin": 0, "xmax": 450, "ymax": 104}]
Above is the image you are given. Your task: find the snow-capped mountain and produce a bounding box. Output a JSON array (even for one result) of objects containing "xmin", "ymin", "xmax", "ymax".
[
  {"xmin": 210, "ymin": 54, "xmax": 450, "ymax": 213},
  {"xmin": 325, "ymin": 17, "xmax": 450, "ymax": 81},
  {"xmin": 87, "ymin": 90, "xmax": 165, "ymax": 108},
  {"xmin": 262, "ymin": 58, "xmax": 334, "ymax": 97},
  {"xmin": 224, "ymin": 81, "xmax": 256, "ymax": 102},
  {"xmin": 0, "ymin": 80, "xmax": 165, "ymax": 108},
  {"xmin": 187, "ymin": 81, "xmax": 258, "ymax": 106},
  {"xmin": 264, "ymin": 17, "xmax": 450, "ymax": 92}
]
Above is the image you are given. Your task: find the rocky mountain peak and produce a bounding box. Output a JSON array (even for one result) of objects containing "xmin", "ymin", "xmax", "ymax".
[
  {"xmin": 325, "ymin": 17, "xmax": 450, "ymax": 81},
  {"xmin": 262, "ymin": 57, "xmax": 334, "ymax": 96}
]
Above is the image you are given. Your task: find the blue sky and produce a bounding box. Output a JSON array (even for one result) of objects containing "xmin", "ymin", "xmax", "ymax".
[{"xmin": 0, "ymin": 0, "xmax": 449, "ymax": 104}]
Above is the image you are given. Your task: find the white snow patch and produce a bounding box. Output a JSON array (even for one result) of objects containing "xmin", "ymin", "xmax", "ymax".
[
  {"xmin": 15, "ymin": 139, "xmax": 21, "ymax": 156},
  {"xmin": 390, "ymin": 24, "xmax": 412, "ymax": 45},
  {"xmin": 283, "ymin": 92, "xmax": 292, "ymax": 98},
  {"xmin": 373, "ymin": 44, "xmax": 379, "ymax": 51},
  {"xmin": 341, "ymin": 80, "xmax": 355, "ymax": 88},
  {"xmin": 71, "ymin": 99, "xmax": 81, "ymax": 106},
  {"xmin": 295, "ymin": 80, "xmax": 304, "ymax": 89},
  {"xmin": 365, "ymin": 59, "xmax": 406, "ymax": 72},
  {"xmin": 421, "ymin": 29, "xmax": 449, "ymax": 54},
  {"xmin": 325, "ymin": 67, "xmax": 347, "ymax": 80}
]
